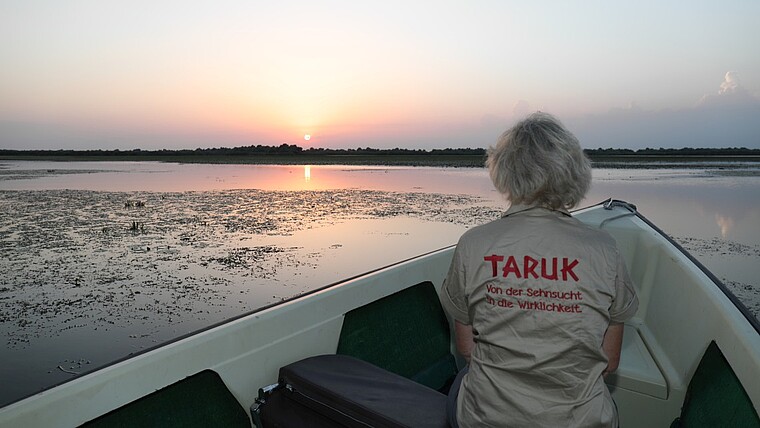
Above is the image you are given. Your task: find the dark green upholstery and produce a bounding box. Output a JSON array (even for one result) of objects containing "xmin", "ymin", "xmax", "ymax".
[
  {"xmin": 671, "ymin": 341, "xmax": 759, "ymax": 428},
  {"xmin": 81, "ymin": 370, "xmax": 250, "ymax": 428},
  {"xmin": 336, "ymin": 281, "xmax": 458, "ymax": 392}
]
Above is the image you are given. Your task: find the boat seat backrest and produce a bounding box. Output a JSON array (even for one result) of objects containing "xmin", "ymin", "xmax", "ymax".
[
  {"xmin": 671, "ymin": 341, "xmax": 759, "ymax": 427},
  {"xmin": 80, "ymin": 370, "xmax": 249, "ymax": 428},
  {"xmin": 336, "ymin": 281, "xmax": 458, "ymax": 392}
]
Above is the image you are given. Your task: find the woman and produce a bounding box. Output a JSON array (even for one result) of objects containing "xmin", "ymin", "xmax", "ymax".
[{"xmin": 442, "ymin": 112, "xmax": 638, "ymax": 427}]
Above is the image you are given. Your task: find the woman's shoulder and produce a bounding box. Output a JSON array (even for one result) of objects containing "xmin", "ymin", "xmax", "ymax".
[
  {"xmin": 458, "ymin": 217, "xmax": 508, "ymax": 241},
  {"xmin": 457, "ymin": 213, "xmax": 617, "ymax": 248},
  {"xmin": 451, "ymin": 220, "xmax": 498, "ymax": 255},
  {"xmin": 560, "ymin": 217, "xmax": 623, "ymax": 258},
  {"xmin": 568, "ymin": 216, "xmax": 616, "ymax": 239}
]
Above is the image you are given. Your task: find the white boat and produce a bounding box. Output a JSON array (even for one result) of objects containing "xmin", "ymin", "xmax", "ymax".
[{"xmin": 1, "ymin": 199, "xmax": 758, "ymax": 427}]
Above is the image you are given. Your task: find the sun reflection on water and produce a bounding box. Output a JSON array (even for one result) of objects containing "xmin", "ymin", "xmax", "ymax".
[{"xmin": 304, "ymin": 165, "xmax": 311, "ymax": 182}]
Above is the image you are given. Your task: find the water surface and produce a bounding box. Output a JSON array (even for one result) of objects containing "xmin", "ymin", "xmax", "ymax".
[{"xmin": 0, "ymin": 160, "xmax": 758, "ymax": 406}]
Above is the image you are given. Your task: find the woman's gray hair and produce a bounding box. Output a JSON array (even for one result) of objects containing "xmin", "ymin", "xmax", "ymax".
[{"xmin": 486, "ymin": 112, "xmax": 591, "ymax": 209}]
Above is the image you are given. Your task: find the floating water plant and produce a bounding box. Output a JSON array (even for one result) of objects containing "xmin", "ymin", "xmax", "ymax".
[
  {"xmin": 129, "ymin": 221, "xmax": 144, "ymax": 232},
  {"xmin": 124, "ymin": 200, "xmax": 146, "ymax": 208}
]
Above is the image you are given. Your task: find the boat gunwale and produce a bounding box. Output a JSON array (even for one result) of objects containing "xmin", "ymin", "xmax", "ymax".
[
  {"xmin": 603, "ymin": 199, "xmax": 760, "ymax": 336},
  {"xmin": 574, "ymin": 198, "xmax": 760, "ymax": 336}
]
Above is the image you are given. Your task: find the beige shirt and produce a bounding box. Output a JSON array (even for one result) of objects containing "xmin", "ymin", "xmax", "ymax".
[{"xmin": 441, "ymin": 205, "xmax": 638, "ymax": 427}]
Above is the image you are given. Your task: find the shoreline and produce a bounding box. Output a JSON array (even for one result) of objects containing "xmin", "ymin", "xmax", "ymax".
[{"xmin": 2, "ymin": 153, "xmax": 760, "ymax": 168}]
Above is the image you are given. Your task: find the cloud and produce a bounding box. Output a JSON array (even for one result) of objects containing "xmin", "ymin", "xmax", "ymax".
[
  {"xmin": 512, "ymin": 100, "xmax": 531, "ymax": 118},
  {"xmin": 697, "ymin": 71, "xmax": 758, "ymax": 109},
  {"xmin": 720, "ymin": 71, "xmax": 740, "ymax": 94},
  {"xmin": 569, "ymin": 72, "xmax": 760, "ymax": 149}
]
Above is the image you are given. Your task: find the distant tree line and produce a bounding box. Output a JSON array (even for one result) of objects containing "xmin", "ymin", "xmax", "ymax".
[
  {"xmin": 0, "ymin": 145, "xmax": 489, "ymax": 157},
  {"xmin": 0, "ymin": 145, "xmax": 757, "ymax": 158},
  {"xmin": 584, "ymin": 147, "xmax": 759, "ymax": 156}
]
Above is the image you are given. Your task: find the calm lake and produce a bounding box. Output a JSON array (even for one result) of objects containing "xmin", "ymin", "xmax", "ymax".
[{"xmin": 1, "ymin": 160, "xmax": 759, "ymax": 406}]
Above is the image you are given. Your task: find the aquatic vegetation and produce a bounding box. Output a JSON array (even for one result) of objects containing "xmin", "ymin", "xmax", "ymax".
[{"xmin": 0, "ymin": 188, "xmax": 498, "ymax": 353}]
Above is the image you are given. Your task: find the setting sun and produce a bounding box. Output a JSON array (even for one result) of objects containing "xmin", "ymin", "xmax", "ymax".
[{"xmin": 304, "ymin": 134, "xmax": 311, "ymax": 141}]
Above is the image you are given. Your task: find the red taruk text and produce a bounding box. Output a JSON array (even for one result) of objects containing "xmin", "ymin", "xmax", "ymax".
[{"xmin": 483, "ymin": 254, "xmax": 580, "ymax": 282}]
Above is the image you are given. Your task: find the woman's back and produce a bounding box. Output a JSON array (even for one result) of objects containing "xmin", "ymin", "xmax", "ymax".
[{"xmin": 443, "ymin": 206, "xmax": 637, "ymax": 427}]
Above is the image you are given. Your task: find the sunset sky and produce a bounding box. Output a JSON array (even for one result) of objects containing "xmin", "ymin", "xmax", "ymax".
[{"xmin": 1, "ymin": 1, "xmax": 759, "ymax": 150}]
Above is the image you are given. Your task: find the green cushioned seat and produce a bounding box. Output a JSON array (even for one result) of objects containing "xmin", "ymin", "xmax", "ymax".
[
  {"xmin": 671, "ymin": 341, "xmax": 759, "ymax": 428},
  {"xmin": 81, "ymin": 370, "xmax": 250, "ymax": 428},
  {"xmin": 336, "ymin": 281, "xmax": 458, "ymax": 392}
]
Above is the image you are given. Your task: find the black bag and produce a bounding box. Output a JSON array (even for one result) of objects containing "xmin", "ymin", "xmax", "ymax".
[{"xmin": 252, "ymin": 354, "xmax": 449, "ymax": 428}]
